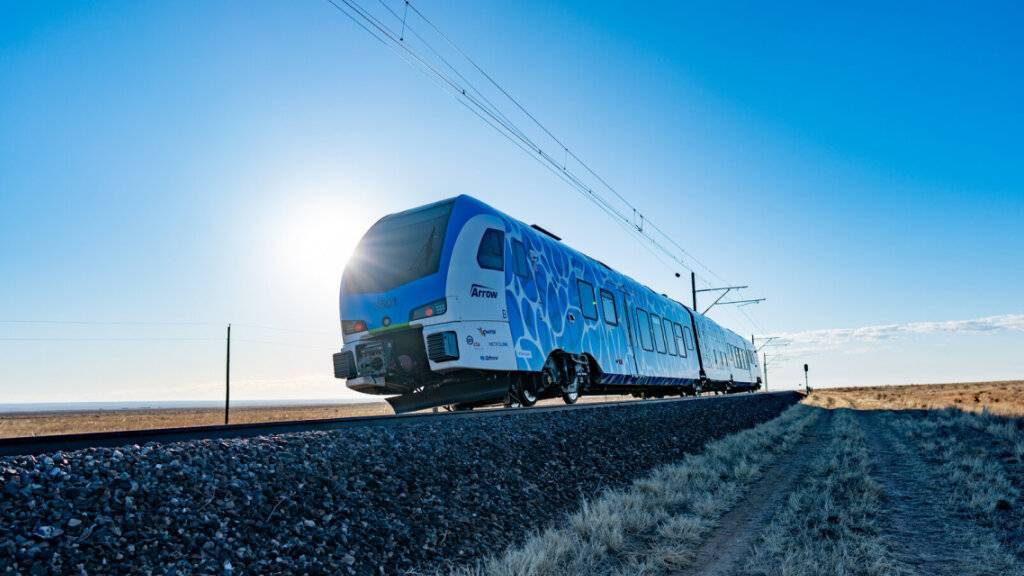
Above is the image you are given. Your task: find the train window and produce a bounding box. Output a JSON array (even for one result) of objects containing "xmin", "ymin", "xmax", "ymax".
[
  {"xmin": 636, "ymin": 309, "xmax": 654, "ymax": 351},
  {"xmin": 511, "ymin": 239, "xmax": 530, "ymax": 278},
  {"xmin": 651, "ymin": 314, "xmax": 667, "ymax": 354},
  {"xmin": 672, "ymin": 323, "xmax": 687, "ymax": 357},
  {"xmin": 600, "ymin": 289, "xmax": 618, "ymax": 326},
  {"xmin": 577, "ymin": 280, "xmax": 598, "ymax": 320},
  {"xmin": 477, "ymin": 228, "xmax": 505, "ymax": 271},
  {"xmin": 662, "ymin": 317, "xmax": 676, "ymax": 356},
  {"xmin": 683, "ymin": 327, "xmax": 694, "ymax": 350},
  {"xmin": 343, "ymin": 199, "xmax": 453, "ymax": 294}
]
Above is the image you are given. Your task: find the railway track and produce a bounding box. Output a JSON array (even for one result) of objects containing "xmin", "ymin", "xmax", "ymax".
[{"xmin": 0, "ymin": 391, "xmax": 793, "ymax": 458}]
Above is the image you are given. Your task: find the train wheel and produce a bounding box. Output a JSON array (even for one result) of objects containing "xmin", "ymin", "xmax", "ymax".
[
  {"xmin": 561, "ymin": 355, "xmax": 588, "ymax": 405},
  {"xmin": 540, "ymin": 355, "xmax": 575, "ymax": 405},
  {"xmin": 517, "ymin": 378, "xmax": 538, "ymax": 407},
  {"xmin": 561, "ymin": 378, "xmax": 580, "ymax": 404}
]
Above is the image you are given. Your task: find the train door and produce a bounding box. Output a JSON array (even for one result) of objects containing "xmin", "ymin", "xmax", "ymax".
[
  {"xmin": 604, "ymin": 287, "xmax": 638, "ymax": 378},
  {"xmin": 618, "ymin": 291, "xmax": 643, "ymax": 377}
]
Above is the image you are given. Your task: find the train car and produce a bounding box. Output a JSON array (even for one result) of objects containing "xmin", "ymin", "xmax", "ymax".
[{"xmin": 333, "ymin": 195, "xmax": 761, "ymax": 412}]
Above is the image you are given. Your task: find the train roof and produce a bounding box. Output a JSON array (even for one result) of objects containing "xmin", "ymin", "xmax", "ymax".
[{"xmin": 413, "ymin": 195, "xmax": 751, "ymax": 348}]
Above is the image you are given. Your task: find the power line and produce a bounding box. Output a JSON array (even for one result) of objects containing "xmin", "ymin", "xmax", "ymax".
[
  {"xmin": 404, "ymin": 1, "xmax": 731, "ymax": 286},
  {"xmin": 323, "ymin": 0, "xmax": 767, "ymax": 331},
  {"xmin": 324, "ymin": 0, "xmax": 706, "ymax": 279},
  {"xmin": 231, "ymin": 323, "xmax": 338, "ymax": 336},
  {"xmin": 0, "ymin": 337, "xmax": 222, "ymax": 342},
  {"xmin": 233, "ymin": 338, "xmax": 337, "ymax": 351},
  {"xmin": 0, "ymin": 320, "xmax": 339, "ymax": 336},
  {"xmin": 0, "ymin": 320, "xmax": 220, "ymax": 326}
]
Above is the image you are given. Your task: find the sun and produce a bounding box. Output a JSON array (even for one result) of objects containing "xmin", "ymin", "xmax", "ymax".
[{"xmin": 271, "ymin": 194, "xmax": 374, "ymax": 298}]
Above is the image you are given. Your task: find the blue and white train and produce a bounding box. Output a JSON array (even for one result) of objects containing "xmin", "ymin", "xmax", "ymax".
[{"xmin": 333, "ymin": 195, "xmax": 761, "ymax": 413}]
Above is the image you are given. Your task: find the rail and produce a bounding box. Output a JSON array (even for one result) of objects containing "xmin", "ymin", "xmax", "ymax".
[{"xmin": 0, "ymin": 391, "xmax": 800, "ymax": 458}]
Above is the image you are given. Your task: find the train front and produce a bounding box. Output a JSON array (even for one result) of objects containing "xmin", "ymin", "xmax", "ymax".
[{"xmin": 332, "ymin": 195, "xmax": 515, "ymax": 411}]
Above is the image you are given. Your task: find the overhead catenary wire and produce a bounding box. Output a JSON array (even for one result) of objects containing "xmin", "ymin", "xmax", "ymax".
[
  {"xmin": 323, "ymin": 0, "xmax": 766, "ymax": 331},
  {"xmin": 401, "ymin": 0, "xmax": 729, "ymax": 287},
  {"xmin": 323, "ymin": 0, "xmax": 696, "ymax": 274}
]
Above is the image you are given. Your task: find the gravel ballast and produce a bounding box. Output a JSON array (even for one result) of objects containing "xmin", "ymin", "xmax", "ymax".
[{"xmin": 1, "ymin": 392, "xmax": 799, "ymax": 575}]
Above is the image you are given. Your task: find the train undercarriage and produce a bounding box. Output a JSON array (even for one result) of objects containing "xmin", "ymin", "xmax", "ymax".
[{"xmin": 381, "ymin": 352, "xmax": 761, "ymax": 414}]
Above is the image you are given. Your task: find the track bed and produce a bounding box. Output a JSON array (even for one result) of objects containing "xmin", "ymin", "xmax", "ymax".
[{"xmin": 0, "ymin": 392, "xmax": 797, "ymax": 575}]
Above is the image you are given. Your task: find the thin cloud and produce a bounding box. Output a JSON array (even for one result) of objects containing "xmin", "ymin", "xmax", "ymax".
[{"xmin": 774, "ymin": 314, "xmax": 1024, "ymax": 354}]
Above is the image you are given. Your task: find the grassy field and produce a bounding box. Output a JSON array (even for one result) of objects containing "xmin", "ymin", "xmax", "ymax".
[
  {"xmin": 450, "ymin": 380, "xmax": 1024, "ymax": 576},
  {"xmin": 0, "ymin": 393, "xmax": 644, "ymax": 439}
]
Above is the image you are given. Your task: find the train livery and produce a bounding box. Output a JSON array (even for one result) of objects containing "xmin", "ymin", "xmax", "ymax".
[{"xmin": 333, "ymin": 195, "xmax": 761, "ymax": 412}]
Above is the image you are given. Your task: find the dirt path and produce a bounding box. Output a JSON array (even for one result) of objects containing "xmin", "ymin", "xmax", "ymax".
[
  {"xmin": 858, "ymin": 410, "xmax": 1013, "ymax": 576},
  {"xmin": 676, "ymin": 409, "xmax": 835, "ymax": 576}
]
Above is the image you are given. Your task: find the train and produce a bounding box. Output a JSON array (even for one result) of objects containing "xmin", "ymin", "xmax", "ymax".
[{"xmin": 333, "ymin": 195, "xmax": 761, "ymax": 413}]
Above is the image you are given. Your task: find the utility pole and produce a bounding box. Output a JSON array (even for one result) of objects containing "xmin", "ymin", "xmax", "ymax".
[
  {"xmin": 753, "ymin": 336, "xmax": 784, "ymax": 391},
  {"xmin": 763, "ymin": 352, "xmax": 768, "ymax": 391},
  {"xmin": 225, "ymin": 323, "xmax": 231, "ymax": 425},
  {"xmin": 691, "ymin": 271, "xmax": 697, "ymax": 311},
  {"xmin": 804, "ymin": 363, "xmax": 809, "ymax": 394}
]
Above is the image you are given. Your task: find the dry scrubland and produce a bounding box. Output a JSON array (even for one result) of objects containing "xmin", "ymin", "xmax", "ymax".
[
  {"xmin": 0, "ymin": 403, "xmax": 392, "ymax": 439},
  {"xmin": 452, "ymin": 382, "xmax": 1024, "ymax": 576},
  {"xmin": 0, "ymin": 394, "xmax": 642, "ymax": 439},
  {"xmin": 805, "ymin": 380, "xmax": 1024, "ymax": 416}
]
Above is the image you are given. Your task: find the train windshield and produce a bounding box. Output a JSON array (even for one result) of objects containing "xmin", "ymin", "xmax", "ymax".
[{"xmin": 343, "ymin": 200, "xmax": 454, "ymax": 294}]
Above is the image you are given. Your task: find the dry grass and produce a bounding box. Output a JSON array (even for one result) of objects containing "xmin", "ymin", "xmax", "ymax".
[
  {"xmin": 446, "ymin": 404, "xmax": 819, "ymax": 576},
  {"xmin": 805, "ymin": 380, "xmax": 1024, "ymax": 416},
  {"xmin": 0, "ymin": 403, "xmax": 392, "ymax": 438},
  {"xmin": 894, "ymin": 409, "xmax": 1020, "ymax": 519},
  {"xmin": 888, "ymin": 409, "xmax": 1024, "ymax": 572},
  {"xmin": 739, "ymin": 410, "xmax": 902, "ymax": 576}
]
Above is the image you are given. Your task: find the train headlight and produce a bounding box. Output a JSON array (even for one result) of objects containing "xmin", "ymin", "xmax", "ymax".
[
  {"xmin": 410, "ymin": 298, "xmax": 447, "ymax": 321},
  {"xmin": 341, "ymin": 319, "xmax": 368, "ymax": 335}
]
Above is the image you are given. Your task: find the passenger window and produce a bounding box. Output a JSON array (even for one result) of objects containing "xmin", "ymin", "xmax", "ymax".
[
  {"xmin": 511, "ymin": 239, "xmax": 530, "ymax": 278},
  {"xmin": 600, "ymin": 289, "xmax": 618, "ymax": 326},
  {"xmin": 577, "ymin": 280, "xmax": 598, "ymax": 320},
  {"xmin": 477, "ymin": 228, "xmax": 505, "ymax": 271},
  {"xmin": 683, "ymin": 327, "xmax": 694, "ymax": 350},
  {"xmin": 672, "ymin": 323, "xmax": 687, "ymax": 357},
  {"xmin": 663, "ymin": 318, "xmax": 676, "ymax": 355},
  {"xmin": 651, "ymin": 314, "xmax": 667, "ymax": 354},
  {"xmin": 637, "ymin": 309, "xmax": 654, "ymax": 351}
]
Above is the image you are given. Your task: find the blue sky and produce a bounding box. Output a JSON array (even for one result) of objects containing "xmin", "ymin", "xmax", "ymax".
[{"xmin": 1, "ymin": 1, "xmax": 1022, "ymax": 402}]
